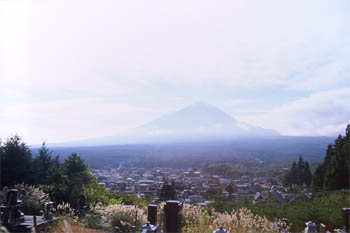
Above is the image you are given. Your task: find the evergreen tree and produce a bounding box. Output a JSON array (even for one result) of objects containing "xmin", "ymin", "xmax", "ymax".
[
  {"xmin": 32, "ymin": 143, "xmax": 54, "ymax": 185},
  {"xmin": 159, "ymin": 180, "xmax": 176, "ymax": 201},
  {"xmin": 296, "ymin": 155, "xmax": 305, "ymax": 185},
  {"xmin": 59, "ymin": 153, "xmax": 93, "ymax": 207},
  {"xmin": 312, "ymin": 164, "xmax": 324, "ymax": 192},
  {"xmin": 313, "ymin": 124, "xmax": 350, "ymax": 192},
  {"xmin": 0, "ymin": 135, "xmax": 33, "ymax": 187},
  {"xmin": 304, "ymin": 162, "xmax": 312, "ymax": 185},
  {"xmin": 225, "ymin": 184, "xmax": 234, "ymax": 197},
  {"xmin": 290, "ymin": 161, "xmax": 298, "ymax": 184},
  {"xmin": 283, "ymin": 156, "xmax": 312, "ymax": 186}
]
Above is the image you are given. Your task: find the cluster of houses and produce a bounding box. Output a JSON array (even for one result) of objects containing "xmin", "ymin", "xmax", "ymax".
[{"xmin": 92, "ymin": 167, "xmax": 311, "ymax": 205}]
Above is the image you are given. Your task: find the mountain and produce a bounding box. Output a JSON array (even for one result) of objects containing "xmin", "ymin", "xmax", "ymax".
[
  {"xmin": 135, "ymin": 102, "xmax": 279, "ymax": 139},
  {"xmin": 46, "ymin": 102, "xmax": 279, "ymax": 147}
]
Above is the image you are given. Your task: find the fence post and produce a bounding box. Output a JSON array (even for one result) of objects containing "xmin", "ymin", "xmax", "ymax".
[{"xmin": 33, "ymin": 215, "xmax": 37, "ymax": 230}]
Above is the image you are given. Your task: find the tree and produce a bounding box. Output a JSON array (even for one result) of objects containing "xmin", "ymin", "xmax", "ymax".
[
  {"xmin": 0, "ymin": 135, "xmax": 33, "ymax": 187},
  {"xmin": 303, "ymin": 162, "xmax": 312, "ymax": 186},
  {"xmin": 313, "ymin": 124, "xmax": 350, "ymax": 192},
  {"xmin": 59, "ymin": 153, "xmax": 93, "ymax": 207},
  {"xmin": 312, "ymin": 164, "xmax": 324, "ymax": 192},
  {"xmin": 159, "ymin": 180, "xmax": 176, "ymax": 201},
  {"xmin": 283, "ymin": 156, "xmax": 312, "ymax": 186},
  {"xmin": 40, "ymin": 154, "xmax": 62, "ymax": 202},
  {"xmin": 225, "ymin": 184, "xmax": 234, "ymax": 198},
  {"xmin": 296, "ymin": 156, "xmax": 305, "ymax": 185},
  {"xmin": 32, "ymin": 143, "xmax": 54, "ymax": 185}
]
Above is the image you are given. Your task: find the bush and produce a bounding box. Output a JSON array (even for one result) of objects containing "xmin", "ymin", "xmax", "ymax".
[
  {"xmin": 110, "ymin": 214, "xmax": 139, "ymax": 232},
  {"xmin": 250, "ymin": 192, "xmax": 350, "ymax": 232},
  {"xmin": 181, "ymin": 204, "xmax": 285, "ymax": 233},
  {"xmin": 0, "ymin": 184, "xmax": 49, "ymax": 215},
  {"xmin": 83, "ymin": 213, "xmax": 103, "ymax": 230},
  {"xmin": 92, "ymin": 203, "xmax": 147, "ymax": 232}
]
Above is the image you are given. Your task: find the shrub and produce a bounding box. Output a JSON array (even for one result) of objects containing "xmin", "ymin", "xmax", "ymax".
[
  {"xmin": 0, "ymin": 184, "xmax": 49, "ymax": 215},
  {"xmin": 82, "ymin": 213, "xmax": 103, "ymax": 230},
  {"xmin": 250, "ymin": 192, "xmax": 350, "ymax": 232},
  {"xmin": 110, "ymin": 214, "xmax": 138, "ymax": 232},
  {"xmin": 181, "ymin": 204, "xmax": 286, "ymax": 233},
  {"xmin": 92, "ymin": 203, "xmax": 147, "ymax": 232}
]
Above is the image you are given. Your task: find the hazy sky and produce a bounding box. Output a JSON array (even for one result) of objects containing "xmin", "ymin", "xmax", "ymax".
[{"xmin": 1, "ymin": 0, "xmax": 349, "ymax": 144}]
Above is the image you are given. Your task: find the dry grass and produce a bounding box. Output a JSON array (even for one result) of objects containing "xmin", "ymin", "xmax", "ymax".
[
  {"xmin": 50, "ymin": 220, "xmax": 108, "ymax": 233},
  {"xmin": 181, "ymin": 204, "xmax": 290, "ymax": 233},
  {"xmin": 93, "ymin": 203, "xmax": 147, "ymax": 227}
]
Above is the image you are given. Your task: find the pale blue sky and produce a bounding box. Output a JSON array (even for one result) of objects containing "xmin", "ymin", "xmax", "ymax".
[{"xmin": 0, "ymin": 0, "xmax": 349, "ymax": 144}]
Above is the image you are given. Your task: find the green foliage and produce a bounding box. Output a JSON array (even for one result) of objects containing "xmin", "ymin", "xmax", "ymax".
[
  {"xmin": 58, "ymin": 153, "xmax": 93, "ymax": 207},
  {"xmin": 250, "ymin": 192, "xmax": 350, "ymax": 232},
  {"xmin": 108, "ymin": 192, "xmax": 148, "ymax": 208},
  {"xmin": 0, "ymin": 135, "xmax": 33, "ymax": 187},
  {"xmin": 110, "ymin": 214, "xmax": 140, "ymax": 232},
  {"xmin": 0, "ymin": 184, "xmax": 49, "ymax": 216},
  {"xmin": 313, "ymin": 124, "xmax": 350, "ymax": 192},
  {"xmin": 20, "ymin": 197, "xmax": 42, "ymax": 215},
  {"xmin": 32, "ymin": 143, "xmax": 60, "ymax": 185},
  {"xmin": 210, "ymin": 194, "xmax": 247, "ymax": 213},
  {"xmin": 283, "ymin": 156, "xmax": 312, "ymax": 186},
  {"xmin": 82, "ymin": 213, "xmax": 103, "ymax": 230}
]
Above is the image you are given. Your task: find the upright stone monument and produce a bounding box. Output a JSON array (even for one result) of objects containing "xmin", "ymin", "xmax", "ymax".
[
  {"xmin": 343, "ymin": 208, "xmax": 350, "ymax": 233},
  {"xmin": 0, "ymin": 189, "xmax": 25, "ymax": 230},
  {"xmin": 44, "ymin": 201, "xmax": 54, "ymax": 220},
  {"xmin": 164, "ymin": 200, "xmax": 182, "ymax": 233},
  {"xmin": 148, "ymin": 204, "xmax": 157, "ymax": 225}
]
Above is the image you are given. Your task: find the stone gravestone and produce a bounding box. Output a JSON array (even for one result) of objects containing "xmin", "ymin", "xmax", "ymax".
[
  {"xmin": 44, "ymin": 201, "xmax": 54, "ymax": 220},
  {"xmin": 343, "ymin": 208, "xmax": 350, "ymax": 233},
  {"xmin": 0, "ymin": 189, "xmax": 25, "ymax": 229},
  {"xmin": 148, "ymin": 204, "xmax": 157, "ymax": 225},
  {"xmin": 164, "ymin": 200, "xmax": 182, "ymax": 233}
]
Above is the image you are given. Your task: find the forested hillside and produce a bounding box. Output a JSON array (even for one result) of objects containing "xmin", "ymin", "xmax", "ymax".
[{"xmin": 313, "ymin": 124, "xmax": 350, "ymax": 192}]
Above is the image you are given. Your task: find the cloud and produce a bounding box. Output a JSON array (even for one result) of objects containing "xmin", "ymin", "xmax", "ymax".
[
  {"xmin": 0, "ymin": 96, "xmax": 170, "ymax": 144},
  {"xmin": 239, "ymin": 88, "xmax": 350, "ymax": 136},
  {"xmin": 3, "ymin": 0, "xmax": 347, "ymax": 89},
  {"xmin": 1, "ymin": 0, "xmax": 349, "ymax": 143}
]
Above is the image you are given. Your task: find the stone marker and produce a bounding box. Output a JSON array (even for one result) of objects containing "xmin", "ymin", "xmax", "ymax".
[
  {"xmin": 343, "ymin": 208, "xmax": 350, "ymax": 233},
  {"xmin": 164, "ymin": 200, "xmax": 182, "ymax": 233},
  {"xmin": 0, "ymin": 189, "xmax": 25, "ymax": 230},
  {"xmin": 44, "ymin": 201, "xmax": 54, "ymax": 220},
  {"xmin": 148, "ymin": 204, "xmax": 157, "ymax": 225}
]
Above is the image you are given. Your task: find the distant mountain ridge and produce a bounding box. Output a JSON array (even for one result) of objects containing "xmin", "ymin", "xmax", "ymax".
[
  {"xmin": 136, "ymin": 102, "xmax": 279, "ymax": 138},
  {"xmin": 45, "ymin": 102, "xmax": 279, "ymax": 147}
]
